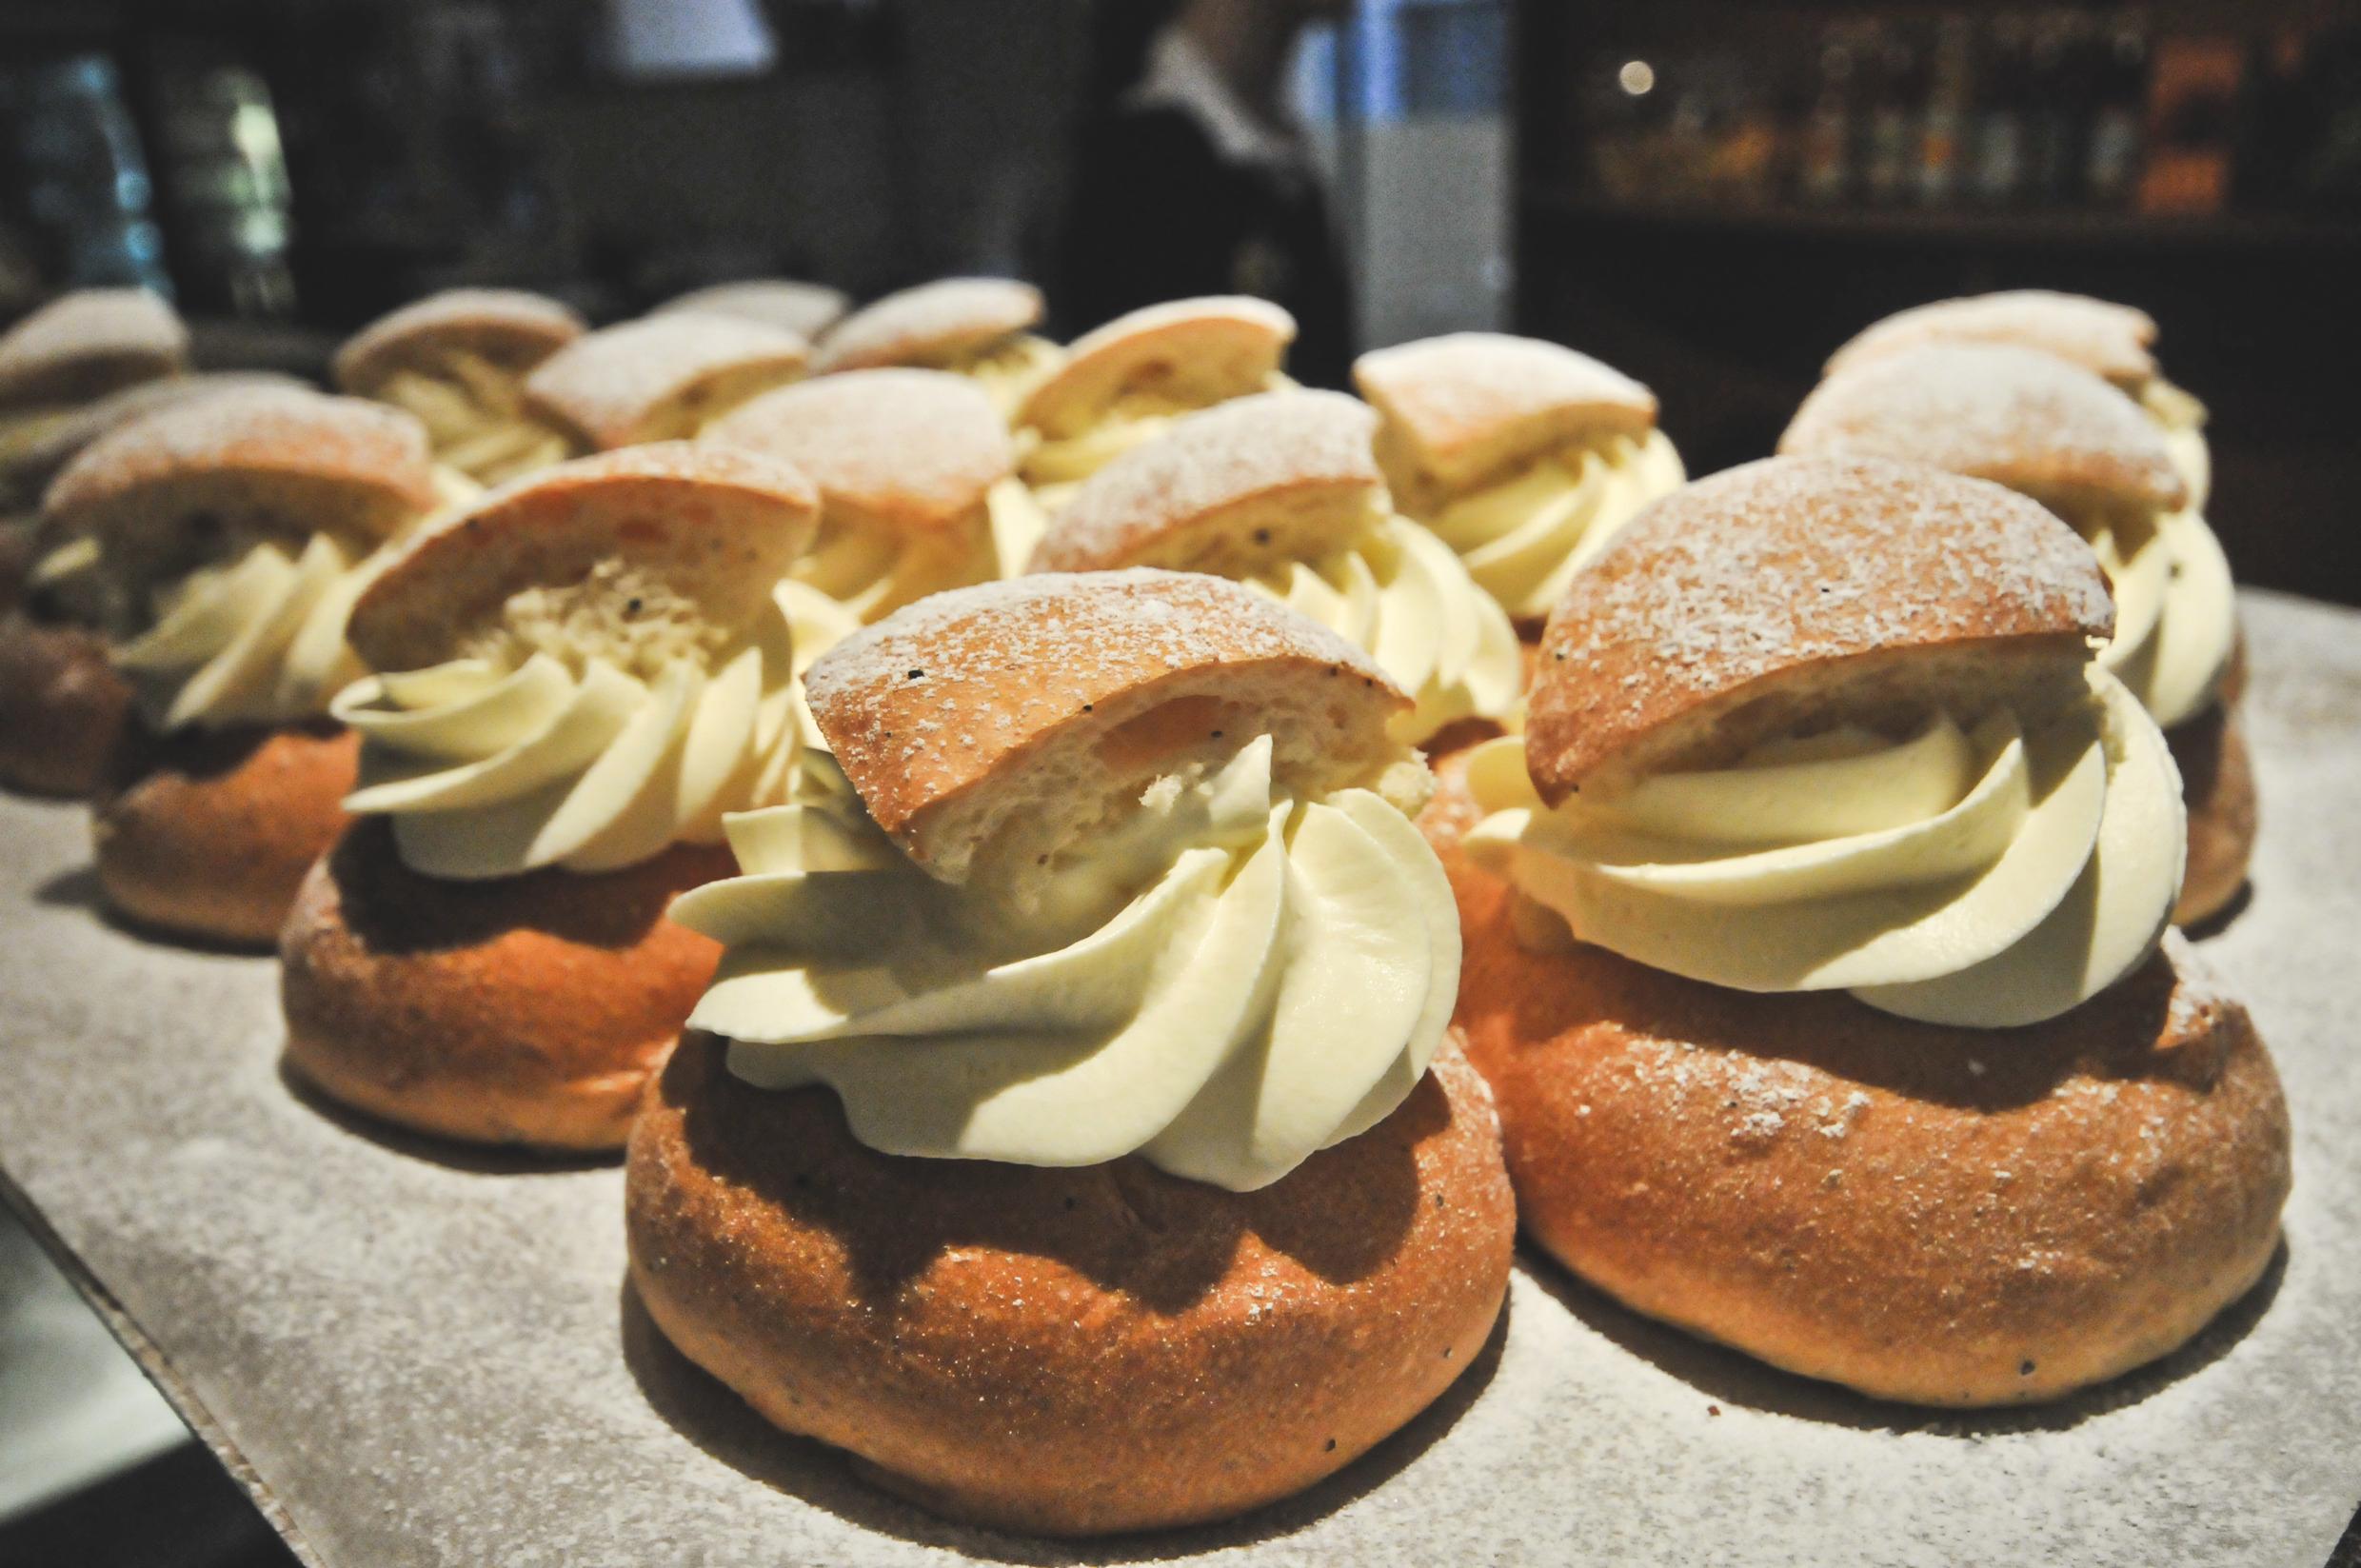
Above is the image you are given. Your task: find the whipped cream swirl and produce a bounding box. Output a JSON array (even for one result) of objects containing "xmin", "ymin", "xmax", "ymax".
[
  {"xmin": 793, "ymin": 479, "xmax": 1047, "ymax": 622},
  {"xmin": 1250, "ymin": 513, "xmax": 1521, "ymax": 743},
  {"xmin": 674, "ymin": 736, "xmax": 1459, "ymax": 1190},
  {"xmin": 378, "ymin": 352, "xmax": 571, "ymax": 486},
  {"xmin": 2086, "ymin": 503, "xmax": 2235, "ymax": 729},
  {"xmin": 1465, "ymin": 667, "xmax": 2183, "ymax": 1027},
  {"xmin": 2141, "ymin": 379, "xmax": 2211, "ymax": 513},
  {"xmin": 334, "ymin": 594, "xmax": 804, "ymax": 880},
  {"xmin": 111, "ymin": 534, "xmax": 373, "ymax": 730},
  {"xmin": 1425, "ymin": 428, "xmax": 1684, "ymax": 623},
  {"xmin": 947, "ymin": 335, "xmax": 1063, "ymax": 418},
  {"xmin": 1024, "ymin": 374, "xmax": 1294, "ymax": 503}
]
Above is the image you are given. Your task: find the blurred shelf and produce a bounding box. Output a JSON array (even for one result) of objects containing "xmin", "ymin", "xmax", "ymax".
[{"xmin": 1520, "ymin": 188, "xmax": 2361, "ymax": 251}]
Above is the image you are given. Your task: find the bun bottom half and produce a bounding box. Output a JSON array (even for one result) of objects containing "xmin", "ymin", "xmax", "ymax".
[
  {"xmin": 2170, "ymin": 700, "xmax": 2254, "ymax": 927},
  {"xmin": 625, "ymin": 1035, "xmax": 1517, "ymax": 1537},
  {"xmin": 1444, "ymin": 847, "xmax": 2290, "ymax": 1407},
  {"xmin": 93, "ymin": 721, "xmax": 356, "ymax": 946},
  {"xmin": 0, "ymin": 611, "xmax": 130, "ymax": 798},
  {"xmin": 281, "ymin": 820, "xmax": 732, "ymax": 1151}
]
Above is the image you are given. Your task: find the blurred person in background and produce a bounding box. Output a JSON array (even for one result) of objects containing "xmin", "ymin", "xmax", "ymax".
[{"xmin": 1061, "ymin": 0, "xmax": 1355, "ymax": 387}]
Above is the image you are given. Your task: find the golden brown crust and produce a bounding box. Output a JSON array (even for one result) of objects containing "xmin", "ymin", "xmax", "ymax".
[
  {"xmin": 347, "ymin": 443, "xmax": 819, "ymax": 672},
  {"xmin": 0, "ymin": 610, "xmax": 133, "ymax": 797},
  {"xmin": 93, "ymin": 722, "xmax": 356, "ymax": 946},
  {"xmin": 1779, "ymin": 343, "xmax": 2187, "ymax": 515},
  {"xmin": 625, "ymin": 1034, "xmax": 1515, "ymax": 1535},
  {"xmin": 2, "ymin": 373, "xmax": 306, "ymax": 505},
  {"xmin": 1017, "ymin": 297, "xmax": 1294, "ymax": 435},
  {"xmin": 654, "ymin": 281, "xmax": 851, "ymax": 342},
  {"xmin": 1825, "ymin": 290, "xmax": 2159, "ymax": 388},
  {"xmin": 280, "ymin": 820, "xmax": 731, "ymax": 1151},
  {"xmin": 803, "ymin": 569, "xmax": 1402, "ymax": 847},
  {"xmin": 44, "ymin": 386, "xmax": 441, "ymax": 546},
  {"xmin": 812, "ymin": 279, "xmax": 1044, "ymax": 375},
  {"xmin": 523, "ymin": 315, "xmax": 810, "ymax": 450},
  {"xmin": 2170, "ymin": 703, "xmax": 2254, "ymax": 927},
  {"xmin": 333, "ymin": 288, "xmax": 586, "ymax": 394},
  {"xmin": 1353, "ymin": 332, "xmax": 1657, "ymax": 493},
  {"xmin": 1526, "ymin": 456, "xmax": 2114, "ymax": 798},
  {"xmin": 0, "ymin": 289, "xmax": 188, "ymax": 406},
  {"xmin": 1448, "ymin": 857, "xmax": 2290, "ymax": 1406},
  {"xmin": 1031, "ymin": 388, "xmax": 1380, "ymax": 574},
  {"xmin": 700, "ymin": 370, "xmax": 1010, "ymax": 541}
]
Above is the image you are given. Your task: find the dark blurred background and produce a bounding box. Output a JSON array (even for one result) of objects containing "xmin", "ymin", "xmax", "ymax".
[{"xmin": 2, "ymin": 3, "xmax": 2360, "ymax": 1554}]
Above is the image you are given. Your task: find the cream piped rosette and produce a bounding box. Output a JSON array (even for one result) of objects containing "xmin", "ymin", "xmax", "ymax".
[
  {"xmin": 335, "ymin": 289, "xmax": 587, "ymax": 486},
  {"xmin": 1782, "ymin": 340, "xmax": 2234, "ymax": 729},
  {"xmin": 1354, "ymin": 332, "xmax": 1684, "ymax": 626},
  {"xmin": 704, "ymin": 368, "xmax": 1044, "ymax": 625},
  {"xmin": 811, "ymin": 278, "xmax": 1060, "ymax": 418},
  {"xmin": 1466, "ymin": 456, "xmax": 2185, "ymax": 1029},
  {"xmin": 670, "ymin": 570, "xmax": 1455, "ymax": 1190},
  {"xmin": 332, "ymin": 443, "xmax": 821, "ymax": 881},
  {"xmin": 1016, "ymin": 297, "xmax": 1295, "ymax": 503},
  {"xmin": 1032, "ymin": 388, "xmax": 1518, "ymax": 744},
  {"xmin": 1824, "ymin": 289, "xmax": 2212, "ymax": 509},
  {"xmin": 37, "ymin": 385, "xmax": 448, "ymax": 732}
]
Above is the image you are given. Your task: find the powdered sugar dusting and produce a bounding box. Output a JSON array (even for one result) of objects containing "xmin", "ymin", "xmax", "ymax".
[
  {"xmin": 0, "ymin": 288, "xmax": 187, "ymax": 400},
  {"xmin": 702, "ymin": 369, "xmax": 1010, "ymax": 531},
  {"xmin": 1355, "ymin": 332, "xmax": 1657, "ymax": 467},
  {"xmin": 333, "ymin": 288, "xmax": 585, "ymax": 392},
  {"xmin": 812, "ymin": 279, "xmax": 1043, "ymax": 373},
  {"xmin": 804, "ymin": 568, "xmax": 1391, "ymax": 785},
  {"xmin": 1038, "ymin": 389, "xmax": 1379, "ymax": 570},
  {"xmin": 653, "ymin": 279, "xmax": 849, "ymax": 340},
  {"xmin": 45, "ymin": 385, "xmax": 438, "ymax": 518},
  {"xmin": 524, "ymin": 314, "xmax": 809, "ymax": 447},
  {"xmin": 1782, "ymin": 343, "xmax": 2185, "ymax": 510},
  {"xmin": 1826, "ymin": 289, "xmax": 2158, "ymax": 387}
]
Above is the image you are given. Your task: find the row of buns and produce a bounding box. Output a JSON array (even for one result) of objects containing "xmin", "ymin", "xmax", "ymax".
[{"xmin": 0, "ymin": 279, "xmax": 2286, "ymax": 1537}]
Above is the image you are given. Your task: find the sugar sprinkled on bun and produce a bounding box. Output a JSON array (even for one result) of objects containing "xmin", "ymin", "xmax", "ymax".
[
  {"xmin": 654, "ymin": 279, "xmax": 850, "ymax": 343},
  {"xmin": 1525, "ymin": 454, "xmax": 2113, "ymax": 796},
  {"xmin": 333, "ymin": 288, "xmax": 586, "ymax": 395},
  {"xmin": 523, "ymin": 314, "xmax": 809, "ymax": 449},
  {"xmin": 0, "ymin": 289, "xmax": 188, "ymax": 407},
  {"xmin": 1017, "ymin": 296, "xmax": 1293, "ymax": 435},
  {"xmin": 804, "ymin": 569, "xmax": 1419, "ymax": 891},
  {"xmin": 1354, "ymin": 331, "xmax": 1657, "ymax": 494},
  {"xmin": 1781, "ymin": 342, "xmax": 2187, "ymax": 514},
  {"xmin": 1826, "ymin": 289, "xmax": 2159, "ymax": 388},
  {"xmin": 813, "ymin": 278, "xmax": 1044, "ymax": 375}
]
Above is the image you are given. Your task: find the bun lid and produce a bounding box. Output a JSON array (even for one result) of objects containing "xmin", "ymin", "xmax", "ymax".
[
  {"xmin": 0, "ymin": 289, "xmax": 188, "ymax": 407},
  {"xmin": 654, "ymin": 279, "xmax": 851, "ymax": 342},
  {"xmin": 1780, "ymin": 343, "xmax": 2187, "ymax": 515},
  {"xmin": 1032, "ymin": 388, "xmax": 1380, "ymax": 574},
  {"xmin": 813, "ymin": 278, "xmax": 1044, "ymax": 374},
  {"xmin": 2, "ymin": 371, "xmax": 302, "ymax": 499},
  {"xmin": 701, "ymin": 368, "xmax": 1012, "ymax": 540},
  {"xmin": 804, "ymin": 569, "xmax": 1407, "ymax": 886},
  {"xmin": 523, "ymin": 314, "xmax": 809, "ymax": 449},
  {"xmin": 44, "ymin": 385, "xmax": 439, "ymax": 547},
  {"xmin": 1825, "ymin": 289, "xmax": 2159, "ymax": 388},
  {"xmin": 1018, "ymin": 296, "xmax": 1294, "ymax": 433},
  {"xmin": 1352, "ymin": 332, "xmax": 1657, "ymax": 490},
  {"xmin": 333, "ymin": 288, "xmax": 586, "ymax": 393},
  {"xmin": 347, "ymin": 442, "xmax": 818, "ymax": 673},
  {"xmin": 1526, "ymin": 456, "xmax": 2115, "ymax": 801}
]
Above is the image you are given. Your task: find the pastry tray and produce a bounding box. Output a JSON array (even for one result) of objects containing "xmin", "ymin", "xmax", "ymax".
[{"xmin": 4, "ymin": 587, "xmax": 2359, "ymax": 1568}]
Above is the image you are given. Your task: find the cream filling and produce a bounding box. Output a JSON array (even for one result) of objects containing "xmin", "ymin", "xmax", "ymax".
[
  {"xmin": 943, "ymin": 335, "xmax": 1063, "ymax": 419},
  {"xmin": 674, "ymin": 735, "xmax": 1458, "ymax": 1191},
  {"xmin": 1425, "ymin": 428, "xmax": 1685, "ymax": 623},
  {"xmin": 109, "ymin": 534, "xmax": 373, "ymax": 730},
  {"xmin": 378, "ymin": 353, "xmax": 571, "ymax": 486},
  {"xmin": 1464, "ymin": 666, "xmax": 2183, "ymax": 1027},
  {"xmin": 2142, "ymin": 378, "xmax": 2211, "ymax": 514},
  {"xmin": 1250, "ymin": 514, "xmax": 1521, "ymax": 743},
  {"xmin": 2088, "ymin": 506, "xmax": 2236, "ymax": 729},
  {"xmin": 1022, "ymin": 372, "xmax": 1295, "ymax": 503},
  {"xmin": 789, "ymin": 479, "xmax": 1042, "ymax": 624},
  {"xmin": 333, "ymin": 594, "xmax": 804, "ymax": 880}
]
